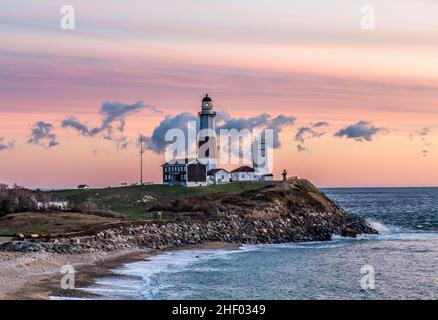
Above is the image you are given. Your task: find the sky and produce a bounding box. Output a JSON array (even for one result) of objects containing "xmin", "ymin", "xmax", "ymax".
[{"xmin": 0, "ymin": 0, "xmax": 437, "ymax": 188}]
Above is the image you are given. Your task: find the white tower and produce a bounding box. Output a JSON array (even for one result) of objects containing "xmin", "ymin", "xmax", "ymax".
[
  {"xmin": 198, "ymin": 94, "xmax": 217, "ymax": 170},
  {"xmin": 252, "ymin": 131, "xmax": 272, "ymax": 176}
]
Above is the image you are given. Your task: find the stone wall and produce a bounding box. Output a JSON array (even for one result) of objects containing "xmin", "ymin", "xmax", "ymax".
[{"xmin": 0, "ymin": 214, "xmax": 375, "ymax": 254}]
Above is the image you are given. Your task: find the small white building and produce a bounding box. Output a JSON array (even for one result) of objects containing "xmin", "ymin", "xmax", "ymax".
[
  {"xmin": 208, "ymin": 169, "xmax": 231, "ymax": 185},
  {"xmin": 32, "ymin": 194, "xmax": 69, "ymax": 211},
  {"xmin": 77, "ymin": 184, "xmax": 89, "ymax": 190},
  {"xmin": 231, "ymin": 166, "xmax": 256, "ymax": 182},
  {"xmin": 230, "ymin": 166, "xmax": 275, "ymax": 182},
  {"xmin": 260, "ymin": 173, "xmax": 274, "ymax": 181}
]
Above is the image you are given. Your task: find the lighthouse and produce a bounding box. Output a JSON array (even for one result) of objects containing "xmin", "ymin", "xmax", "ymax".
[{"xmin": 198, "ymin": 94, "xmax": 217, "ymax": 170}]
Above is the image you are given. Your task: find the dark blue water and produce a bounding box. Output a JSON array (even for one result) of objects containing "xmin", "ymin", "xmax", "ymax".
[
  {"xmin": 323, "ymin": 187, "xmax": 438, "ymax": 231},
  {"xmin": 72, "ymin": 188, "xmax": 438, "ymax": 300}
]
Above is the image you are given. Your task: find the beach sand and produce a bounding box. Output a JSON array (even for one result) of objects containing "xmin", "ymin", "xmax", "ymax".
[{"xmin": 0, "ymin": 242, "xmax": 240, "ymax": 300}]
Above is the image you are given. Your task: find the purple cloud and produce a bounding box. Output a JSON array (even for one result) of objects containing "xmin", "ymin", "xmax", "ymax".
[
  {"xmin": 143, "ymin": 112, "xmax": 295, "ymax": 154},
  {"xmin": 61, "ymin": 101, "xmax": 158, "ymax": 150},
  {"xmin": 294, "ymin": 121, "xmax": 329, "ymax": 152},
  {"xmin": 27, "ymin": 121, "xmax": 59, "ymax": 148},
  {"xmin": 335, "ymin": 121, "xmax": 387, "ymax": 142},
  {"xmin": 0, "ymin": 137, "xmax": 15, "ymax": 151}
]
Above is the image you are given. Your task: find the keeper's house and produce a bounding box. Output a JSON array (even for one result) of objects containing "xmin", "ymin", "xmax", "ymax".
[
  {"xmin": 230, "ymin": 166, "xmax": 274, "ymax": 182},
  {"xmin": 231, "ymin": 166, "xmax": 258, "ymax": 182},
  {"xmin": 208, "ymin": 168, "xmax": 231, "ymax": 185},
  {"xmin": 162, "ymin": 158, "xmax": 209, "ymax": 187}
]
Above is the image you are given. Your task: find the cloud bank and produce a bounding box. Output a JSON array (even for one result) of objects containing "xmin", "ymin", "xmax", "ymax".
[
  {"xmin": 294, "ymin": 121, "xmax": 329, "ymax": 152},
  {"xmin": 217, "ymin": 113, "xmax": 296, "ymax": 148},
  {"xmin": 61, "ymin": 101, "xmax": 154, "ymax": 149},
  {"xmin": 143, "ymin": 112, "xmax": 197, "ymax": 153},
  {"xmin": 335, "ymin": 121, "xmax": 387, "ymax": 142},
  {"xmin": 0, "ymin": 137, "xmax": 15, "ymax": 151},
  {"xmin": 27, "ymin": 121, "xmax": 59, "ymax": 148},
  {"xmin": 143, "ymin": 112, "xmax": 296, "ymax": 154},
  {"xmin": 410, "ymin": 127, "xmax": 432, "ymax": 157}
]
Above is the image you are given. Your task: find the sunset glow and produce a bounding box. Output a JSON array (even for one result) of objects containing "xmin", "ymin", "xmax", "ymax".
[{"xmin": 1, "ymin": 0, "xmax": 437, "ymax": 188}]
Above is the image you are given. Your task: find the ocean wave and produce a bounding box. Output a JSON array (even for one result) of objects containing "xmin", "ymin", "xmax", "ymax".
[
  {"xmin": 63, "ymin": 220, "xmax": 438, "ymax": 300},
  {"xmin": 365, "ymin": 231, "xmax": 438, "ymax": 241},
  {"xmin": 359, "ymin": 218, "xmax": 438, "ymax": 241},
  {"xmin": 366, "ymin": 219, "xmax": 391, "ymax": 234}
]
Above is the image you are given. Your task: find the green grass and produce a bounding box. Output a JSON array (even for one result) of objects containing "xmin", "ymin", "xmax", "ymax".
[
  {"xmin": 0, "ymin": 212, "xmax": 121, "ymax": 236},
  {"xmin": 54, "ymin": 182, "xmax": 274, "ymax": 219}
]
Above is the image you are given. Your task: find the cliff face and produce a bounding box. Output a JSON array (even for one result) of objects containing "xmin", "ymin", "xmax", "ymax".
[
  {"xmin": 151, "ymin": 179, "xmax": 377, "ymax": 238},
  {"xmin": 0, "ymin": 180, "xmax": 376, "ymax": 254}
]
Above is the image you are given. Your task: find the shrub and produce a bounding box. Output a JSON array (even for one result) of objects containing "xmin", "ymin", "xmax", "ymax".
[
  {"xmin": 0, "ymin": 184, "xmax": 35, "ymax": 215},
  {"xmin": 0, "ymin": 183, "xmax": 69, "ymax": 215}
]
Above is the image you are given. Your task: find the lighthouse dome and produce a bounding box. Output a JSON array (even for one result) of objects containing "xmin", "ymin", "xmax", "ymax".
[{"xmin": 201, "ymin": 94, "xmax": 213, "ymax": 109}]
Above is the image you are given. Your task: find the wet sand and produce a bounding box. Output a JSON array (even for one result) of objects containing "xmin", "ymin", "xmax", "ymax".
[{"xmin": 0, "ymin": 242, "xmax": 240, "ymax": 300}]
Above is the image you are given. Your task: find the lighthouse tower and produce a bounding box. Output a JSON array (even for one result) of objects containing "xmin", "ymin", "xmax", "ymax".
[
  {"xmin": 252, "ymin": 133, "xmax": 269, "ymax": 175},
  {"xmin": 198, "ymin": 94, "xmax": 217, "ymax": 170}
]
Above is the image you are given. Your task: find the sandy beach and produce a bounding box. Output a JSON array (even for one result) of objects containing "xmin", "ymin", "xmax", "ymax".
[{"xmin": 0, "ymin": 242, "xmax": 240, "ymax": 300}]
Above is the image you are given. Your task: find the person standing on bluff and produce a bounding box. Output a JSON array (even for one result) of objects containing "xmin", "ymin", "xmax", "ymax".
[{"xmin": 282, "ymin": 169, "xmax": 287, "ymax": 181}]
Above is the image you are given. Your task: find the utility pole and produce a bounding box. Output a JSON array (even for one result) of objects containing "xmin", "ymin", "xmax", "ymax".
[{"xmin": 140, "ymin": 135, "xmax": 144, "ymax": 185}]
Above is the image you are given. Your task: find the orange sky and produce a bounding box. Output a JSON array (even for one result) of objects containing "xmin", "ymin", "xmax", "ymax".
[{"xmin": 0, "ymin": 0, "xmax": 437, "ymax": 188}]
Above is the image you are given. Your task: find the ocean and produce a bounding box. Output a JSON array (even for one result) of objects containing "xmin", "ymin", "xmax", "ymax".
[{"xmin": 79, "ymin": 187, "xmax": 438, "ymax": 300}]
